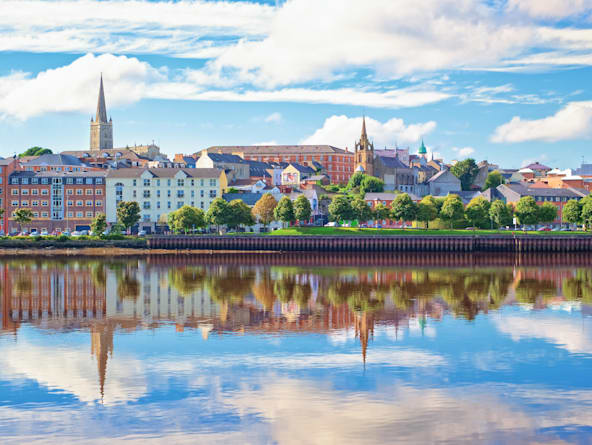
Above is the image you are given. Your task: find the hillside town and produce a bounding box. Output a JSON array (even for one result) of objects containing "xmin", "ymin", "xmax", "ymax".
[{"xmin": 1, "ymin": 77, "xmax": 591, "ymax": 236}]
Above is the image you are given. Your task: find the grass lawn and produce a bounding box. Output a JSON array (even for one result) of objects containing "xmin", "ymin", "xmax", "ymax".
[{"xmin": 268, "ymin": 227, "xmax": 590, "ymax": 236}]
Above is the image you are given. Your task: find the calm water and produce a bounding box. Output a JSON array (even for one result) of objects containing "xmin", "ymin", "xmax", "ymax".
[{"xmin": 1, "ymin": 254, "xmax": 592, "ymax": 444}]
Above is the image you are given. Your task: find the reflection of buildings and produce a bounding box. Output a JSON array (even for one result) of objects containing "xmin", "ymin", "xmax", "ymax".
[{"xmin": 2, "ymin": 257, "xmax": 591, "ymax": 404}]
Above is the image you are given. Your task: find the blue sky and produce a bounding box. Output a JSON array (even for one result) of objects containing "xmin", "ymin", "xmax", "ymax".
[{"xmin": 1, "ymin": 0, "xmax": 592, "ymax": 168}]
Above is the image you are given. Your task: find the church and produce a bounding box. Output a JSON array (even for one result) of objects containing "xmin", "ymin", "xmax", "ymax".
[{"xmin": 353, "ymin": 117, "xmax": 421, "ymax": 194}]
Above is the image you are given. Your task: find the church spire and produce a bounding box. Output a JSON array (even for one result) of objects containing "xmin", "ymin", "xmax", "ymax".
[
  {"xmin": 96, "ymin": 74, "xmax": 108, "ymax": 123},
  {"xmin": 361, "ymin": 115, "xmax": 367, "ymax": 141}
]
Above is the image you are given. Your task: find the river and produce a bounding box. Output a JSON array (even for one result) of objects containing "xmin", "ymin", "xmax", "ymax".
[{"xmin": 1, "ymin": 254, "xmax": 591, "ymax": 444}]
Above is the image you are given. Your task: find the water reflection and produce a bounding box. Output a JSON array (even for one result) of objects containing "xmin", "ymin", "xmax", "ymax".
[{"xmin": 1, "ymin": 255, "xmax": 591, "ymax": 444}]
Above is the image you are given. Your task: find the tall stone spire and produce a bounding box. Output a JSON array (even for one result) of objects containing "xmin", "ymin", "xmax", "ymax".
[
  {"xmin": 361, "ymin": 115, "xmax": 368, "ymax": 141},
  {"xmin": 354, "ymin": 115, "xmax": 374, "ymax": 175},
  {"xmin": 90, "ymin": 74, "xmax": 113, "ymax": 150},
  {"xmin": 96, "ymin": 74, "xmax": 108, "ymax": 123}
]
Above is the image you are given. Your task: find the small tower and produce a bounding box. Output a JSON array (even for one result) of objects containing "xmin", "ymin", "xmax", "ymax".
[
  {"xmin": 90, "ymin": 74, "xmax": 113, "ymax": 150},
  {"xmin": 418, "ymin": 139, "xmax": 428, "ymax": 159},
  {"xmin": 354, "ymin": 116, "xmax": 374, "ymax": 176}
]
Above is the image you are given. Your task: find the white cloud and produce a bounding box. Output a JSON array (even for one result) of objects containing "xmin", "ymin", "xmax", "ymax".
[
  {"xmin": 0, "ymin": 53, "xmax": 164, "ymax": 120},
  {"xmin": 506, "ymin": 0, "xmax": 592, "ymax": 19},
  {"xmin": 301, "ymin": 115, "xmax": 436, "ymax": 149},
  {"xmin": 264, "ymin": 112, "xmax": 282, "ymax": 123},
  {"xmin": 491, "ymin": 101, "xmax": 592, "ymax": 143},
  {"xmin": 253, "ymin": 141, "xmax": 278, "ymax": 146},
  {"xmin": 452, "ymin": 146, "xmax": 475, "ymax": 157}
]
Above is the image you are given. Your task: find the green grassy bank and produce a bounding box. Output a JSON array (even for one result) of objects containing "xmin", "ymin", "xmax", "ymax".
[{"xmin": 268, "ymin": 227, "xmax": 591, "ymax": 236}]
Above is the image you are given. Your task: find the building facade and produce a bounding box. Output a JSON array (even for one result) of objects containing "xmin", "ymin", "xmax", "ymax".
[
  {"xmin": 0, "ymin": 158, "xmax": 19, "ymax": 232},
  {"xmin": 106, "ymin": 168, "xmax": 227, "ymax": 233},
  {"xmin": 7, "ymin": 170, "xmax": 106, "ymax": 234},
  {"xmin": 354, "ymin": 117, "xmax": 374, "ymax": 176},
  {"xmin": 206, "ymin": 145, "xmax": 354, "ymax": 184}
]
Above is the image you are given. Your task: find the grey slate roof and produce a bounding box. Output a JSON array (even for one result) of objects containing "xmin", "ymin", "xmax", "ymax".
[
  {"xmin": 205, "ymin": 153, "xmax": 247, "ymax": 164},
  {"xmin": 222, "ymin": 192, "xmax": 262, "ymax": 206},
  {"xmin": 376, "ymin": 155, "xmax": 410, "ymax": 169},
  {"xmin": 26, "ymin": 153, "xmax": 86, "ymax": 167}
]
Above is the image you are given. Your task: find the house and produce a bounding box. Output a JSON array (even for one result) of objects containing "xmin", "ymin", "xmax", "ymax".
[
  {"xmin": 106, "ymin": 168, "xmax": 227, "ymax": 233},
  {"xmin": 281, "ymin": 164, "xmax": 316, "ymax": 186},
  {"xmin": 373, "ymin": 153, "xmax": 418, "ymax": 194},
  {"xmin": 0, "ymin": 158, "xmax": 21, "ymax": 232},
  {"xmin": 62, "ymin": 149, "xmax": 149, "ymax": 169},
  {"xmin": 301, "ymin": 174, "xmax": 330, "ymax": 188},
  {"xmin": 523, "ymin": 162, "xmax": 552, "ymax": 177},
  {"xmin": 427, "ymin": 169, "xmax": 461, "ymax": 196},
  {"xmin": 496, "ymin": 183, "xmax": 587, "ymax": 225},
  {"xmin": 195, "ymin": 151, "xmax": 249, "ymax": 182},
  {"xmin": 288, "ymin": 189, "xmax": 320, "ymax": 220}
]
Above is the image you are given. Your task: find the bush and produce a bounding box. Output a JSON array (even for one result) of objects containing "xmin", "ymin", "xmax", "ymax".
[
  {"xmin": 103, "ymin": 233, "xmax": 125, "ymax": 240},
  {"xmin": 57, "ymin": 235, "xmax": 70, "ymax": 242}
]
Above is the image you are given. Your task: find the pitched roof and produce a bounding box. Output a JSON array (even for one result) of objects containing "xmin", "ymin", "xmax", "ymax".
[
  {"xmin": 62, "ymin": 149, "xmax": 142, "ymax": 161},
  {"xmin": 207, "ymin": 145, "xmax": 351, "ymax": 155},
  {"xmin": 204, "ymin": 152, "xmax": 247, "ymax": 164},
  {"xmin": 222, "ymin": 192, "xmax": 262, "ymax": 206},
  {"xmin": 524, "ymin": 162, "xmax": 551, "ymax": 171},
  {"xmin": 106, "ymin": 168, "xmax": 221, "ymax": 179},
  {"xmin": 287, "ymin": 163, "xmax": 315, "ymax": 173},
  {"xmin": 427, "ymin": 169, "xmax": 458, "ymax": 183},
  {"xmin": 504, "ymin": 183, "xmax": 585, "ymax": 198},
  {"xmin": 376, "ymin": 155, "xmax": 409, "ymax": 169},
  {"xmin": 26, "ymin": 153, "xmax": 86, "ymax": 167}
]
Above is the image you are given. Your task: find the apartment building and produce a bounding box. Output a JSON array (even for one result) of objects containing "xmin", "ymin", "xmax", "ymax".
[
  {"xmin": 106, "ymin": 168, "xmax": 227, "ymax": 233},
  {"xmin": 6, "ymin": 170, "xmax": 107, "ymax": 234},
  {"xmin": 0, "ymin": 158, "xmax": 20, "ymax": 232}
]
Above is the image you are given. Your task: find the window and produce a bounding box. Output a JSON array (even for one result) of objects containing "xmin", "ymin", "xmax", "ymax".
[
  {"xmin": 167, "ymin": 179, "xmax": 171, "ymax": 186},
  {"xmin": 133, "ymin": 190, "xmax": 137, "ymax": 198},
  {"xmin": 76, "ymin": 189, "xmax": 83, "ymax": 195},
  {"xmin": 200, "ymin": 190, "xmax": 204, "ymax": 198},
  {"xmin": 86, "ymin": 178, "xmax": 93, "ymax": 185},
  {"xmin": 32, "ymin": 200, "xmax": 39, "ymax": 206},
  {"xmin": 67, "ymin": 189, "xmax": 73, "ymax": 195},
  {"xmin": 210, "ymin": 179, "xmax": 217, "ymax": 186},
  {"xmin": 177, "ymin": 179, "xmax": 184, "ymax": 187},
  {"xmin": 157, "ymin": 190, "xmax": 161, "ymax": 198},
  {"xmin": 41, "ymin": 212, "xmax": 49, "ymax": 218},
  {"xmin": 191, "ymin": 190, "xmax": 195, "ymax": 198},
  {"xmin": 76, "ymin": 211, "xmax": 83, "ymax": 218},
  {"xmin": 200, "ymin": 179, "xmax": 204, "ymax": 186},
  {"xmin": 32, "ymin": 212, "xmax": 39, "ymax": 218},
  {"xmin": 143, "ymin": 202, "xmax": 150, "ymax": 209},
  {"xmin": 11, "ymin": 178, "xmax": 18, "ymax": 185},
  {"xmin": 86, "ymin": 200, "xmax": 93, "ymax": 206},
  {"xmin": 67, "ymin": 200, "xmax": 74, "ymax": 206},
  {"xmin": 11, "ymin": 189, "xmax": 18, "ymax": 196},
  {"xmin": 67, "ymin": 211, "xmax": 73, "ymax": 218},
  {"xmin": 74, "ymin": 200, "xmax": 82, "ymax": 206},
  {"xmin": 22, "ymin": 178, "xmax": 29, "ymax": 185},
  {"xmin": 157, "ymin": 202, "xmax": 161, "ymax": 209},
  {"xmin": 42, "ymin": 189, "xmax": 48, "ymax": 195},
  {"xmin": 95, "ymin": 189, "xmax": 102, "ymax": 195},
  {"xmin": 31, "ymin": 189, "xmax": 38, "ymax": 195},
  {"xmin": 86, "ymin": 189, "xmax": 93, "ymax": 195},
  {"xmin": 167, "ymin": 201, "xmax": 171, "ymax": 209},
  {"xmin": 41, "ymin": 178, "xmax": 49, "ymax": 184},
  {"xmin": 143, "ymin": 214, "xmax": 150, "ymax": 222},
  {"xmin": 177, "ymin": 201, "xmax": 183, "ymax": 209},
  {"xmin": 86, "ymin": 212, "xmax": 93, "ymax": 218},
  {"xmin": 143, "ymin": 179, "xmax": 151, "ymax": 187},
  {"xmin": 177, "ymin": 190, "xmax": 184, "ymax": 198},
  {"xmin": 167, "ymin": 190, "xmax": 171, "ymax": 198},
  {"xmin": 21, "ymin": 189, "xmax": 29, "ymax": 195},
  {"xmin": 76, "ymin": 178, "xmax": 83, "ymax": 185},
  {"xmin": 209, "ymin": 190, "xmax": 217, "ymax": 198},
  {"xmin": 21, "ymin": 200, "xmax": 29, "ymax": 206},
  {"xmin": 96, "ymin": 178, "xmax": 103, "ymax": 184},
  {"xmin": 95, "ymin": 200, "xmax": 102, "ymax": 207},
  {"xmin": 41, "ymin": 201, "xmax": 48, "ymax": 206},
  {"xmin": 67, "ymin": 178, "xmax": 74, "ymax": 184},
  {"xmin": 156, "ymin": 179, "xmax": 161, "ymax": 186},
  {"xmin": 11, "ymin": 200, "xmax": 18, "ymax": 206},
  {"xmin": 143, "ymin": 190, "xmax": 151, "ymax": 198},
  {"xmin": 133, "ymin": 179, "xmax": 137, "ymax": 186},
  {"xmin": 191, "ymin": 179, "xmax": 195, "ymax": 186},
  {"xmin": 200, "ymin": 201, "xmax": 204, "ymax": 209}
]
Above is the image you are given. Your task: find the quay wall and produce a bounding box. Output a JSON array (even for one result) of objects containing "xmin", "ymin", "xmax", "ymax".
[{"xmin": 147, "ymin": 235, "xmax": 592, "ymax": 253}]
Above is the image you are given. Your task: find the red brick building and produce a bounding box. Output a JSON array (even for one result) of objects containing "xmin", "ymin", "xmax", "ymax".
[
  {"xmin": 205, "ymin": 145, "xmax": 354, "ymax": 184},
  {"xmin": 0, "ymin": 158, "xmax": 20, "ymax": 233},
  {"xmin": 7, "ymin": 170, "xmax": 106, "ymax": 234}
]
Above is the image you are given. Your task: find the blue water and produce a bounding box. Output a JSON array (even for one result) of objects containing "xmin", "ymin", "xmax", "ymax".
[{"xmin": 0, "ymin": 256, "xmax": 591, "ymax": 444}]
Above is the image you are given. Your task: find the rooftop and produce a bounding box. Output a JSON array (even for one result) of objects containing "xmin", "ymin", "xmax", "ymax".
[
  {"xmin": 25, "ymin": 153, "xmax": 86, "ymax": 167},
  {"xmin": 207, "ymin": 145, "xmax": 352, "ymax": 155},
  {"xmin": 106, "ymin": 168, "xmax": 222, "ymax": 179}
]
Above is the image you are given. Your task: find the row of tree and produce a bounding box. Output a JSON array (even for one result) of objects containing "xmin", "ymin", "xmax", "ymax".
[{"xmin": 327, "ymin": 192, "xmax": 564, "ymax": 229}]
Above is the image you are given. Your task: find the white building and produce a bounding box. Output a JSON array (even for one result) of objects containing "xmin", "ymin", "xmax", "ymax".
[{"xmin": 106, "ymin": 168, "xmax": 227, "ymax": 233}]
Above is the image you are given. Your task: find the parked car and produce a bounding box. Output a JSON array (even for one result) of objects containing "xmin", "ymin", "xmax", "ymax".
[
  {"xmin": 79, "ymin": 230, "xmax": 89, "ymax": 236},
  {"xmin": 62, "ymin": 231, "xmax": 71, "ymax": 237},
  {"xmin": 70, "ymin": 231, "xmax": 82, "ymax": 237},
  {"xmin": 0, "ymin": 230, "xmax": 5, "ymax": 237},
  {"xmin": 18, "ymin": 231, "xmax": 29, "ymax": 237},
  {"xmin": 137, "ymin": 230, "xmax": 147, "ymax": 236},
  {"xmin": 537, "ymin": 227, "xmax": 551, "ymax": 232},
  {"xmin": 29, "ymin": 231, "xmax": 39, "ymax": 237},
  {"xmin": 40, "ymin": 230, "xmax": 49, "ymax": 236},
  {"xmin": 324, "ymin": 222, "xmax": 339, "ymax": 227}
]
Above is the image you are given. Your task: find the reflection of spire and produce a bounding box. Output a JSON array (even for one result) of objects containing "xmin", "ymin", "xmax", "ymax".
[
  {"xmin": 355, "ymin": 311, "xmax": 374, "ymax": 366},
  {"xmin": 91, "ymin": 322, "xmax": 114, "ymax": 403}
]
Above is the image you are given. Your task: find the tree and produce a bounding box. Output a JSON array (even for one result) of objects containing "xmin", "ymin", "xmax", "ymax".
[
  {"xmin": 167, "ymin": 211, "xmax": 179, "ymax": 234},
  {"xmin": 489, "ymin": 200, "xmax": 513, "ymax": 228},
  {"xmin": 116, "ymin": 201, "xmax": 141, "ymax": 233},
  {"xmin": 91, "ymin": 213, "xmax": 107, "ymax": 236},
  {"xmin": 373, "ymin": 202, "xmax": 390, "ymax": 221},
  {"xmin": 328, "ymin": 195, "xmax": 354, "ymax": 222},
  {"xmin": 294, "ymin": 195, "xmax": 312, "ymax": 224},
  {"xmin": 563, "ymin": 199, "xmax": 582, "ymax": 226},
  {"xmin": 252, "ymin": 193, "xmax": 278, "ymax": 228},
  {"xmin": 347, "ymin": 172, "xmax": 366, "ymax": 190},
  {"xmin": 582, "ymin": 198, "xmax": 592, "ymax": 230},
  {"xmin": 483, "ymin": 170, "xmax": 505, "ymax": 190},
  {"xmin": 351, "ymin": 196, "xmax": 373, "ymax": 222},
  {"xmin": 450, "ymin": 158, "xmax": 479, "ymax": 191},
  {"xmin": 465, "ymin": 196, "xmax": 491, "ymax": 229},
  {"xmin": 13, "ymin": 208, "xmax": 34, "ymax": 233},
  {"xmin": 274, "ymin": 196, "xmax": 296, "ymax": 226},
  {"xmin": 206, "ymin": 197, "xmax": 231, "ymax": 233},
  {"xmin": 359, "ymin": 176, "xmax": 384, "ymax": 195},
  {"xmin": 515, "ymin": 196, "xmax": 540, "ymax": 226},
  {"xmin": 538, "ymin": 202, "xmax": 558, "ymax": 225},
  {"xmin": 391, "ymin": 193, "xmax": 417, "ymax": 227},
  {"xmin": 228, "ymin": 199, "xmax": 255, "ymax": 229},
  {"xmin": 19, "ymin": 146, "xmax": 52, "ymax": 158},
  {"xmin": 173, "ymin": 205, "xmax": 205, "ymax": 234},
  {"xmin": 416, "ymin": 195, "xmax": 438, "ymax": 229},
  {"xmin": 440, "ymin": 194, "xmax": 465, "ymax": 229}
]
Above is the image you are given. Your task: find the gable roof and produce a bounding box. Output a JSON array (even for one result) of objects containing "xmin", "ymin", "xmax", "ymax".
[
  {"xmin": 376, "ymin": 155, "xmax": 410, "ymax": 169},
  {"xmin": 26, "ymin": 153, "xmax": 86, "ymax": 167},
  {"xmin": 204, "ymin": 152, "xmax": 247, "ymax": 164},
  {"xmin": 524, "ymin": 162, "xmax": 551, "ymax": 171},
  {"xmin": 286, "ymin": 163, "xmax": 315, "ymax": 173}
]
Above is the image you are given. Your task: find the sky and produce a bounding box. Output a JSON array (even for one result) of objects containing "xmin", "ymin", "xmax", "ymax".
[{"xmin": 0, "ymin": 0, "xmax": 592, "ymax": 168}]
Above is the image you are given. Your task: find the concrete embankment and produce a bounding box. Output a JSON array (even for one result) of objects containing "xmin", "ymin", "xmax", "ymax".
[{"xmin": 147, "ymin": 235, "xmax": 592, "ymax": 253}]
